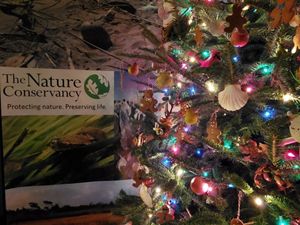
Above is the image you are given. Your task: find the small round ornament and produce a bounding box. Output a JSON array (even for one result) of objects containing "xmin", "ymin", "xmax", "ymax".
[
  {"xmin": 231, "ymin": 29, "xmax": 249, "ymax": 47},
  {"xmin": 190, "ymin": 176, "xmax": 204, "ymax": 195},
  {"xmin": 128, "ymin": 63, "xmax": 139, "ymax": 76},
  {"xmin": 218, "ymin": 84, "xmax": 249, "ymax": 111},
  {"xmin": 184, "ymin": 109, "xmax": 198, "ymax": 125},
  {"xmin": 156, "ymin": 71, "xmax": 174, "ymax": 89},
  {"xmin": 288, "ymin": 112, "xmax": 300, "ymax": 143}
]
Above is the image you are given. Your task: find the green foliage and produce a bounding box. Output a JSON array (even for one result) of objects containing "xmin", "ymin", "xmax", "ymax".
[{"xmin": 225, "ymin": 173, "xmax": 254, "ymax": 195}]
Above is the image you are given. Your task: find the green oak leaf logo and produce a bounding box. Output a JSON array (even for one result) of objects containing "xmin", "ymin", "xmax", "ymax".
[{"xmin": 84, "ymin": 74, "xmax": 110, "ymax": 99}]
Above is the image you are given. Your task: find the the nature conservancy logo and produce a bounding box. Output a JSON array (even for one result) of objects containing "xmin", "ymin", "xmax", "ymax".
[
  {"xmin": 84, "ymin": 74, "xmax": 110, "ymax": 99},
  {"xmin": 0, "ymin": 67, "xmax": 114, "ymax": 116}
]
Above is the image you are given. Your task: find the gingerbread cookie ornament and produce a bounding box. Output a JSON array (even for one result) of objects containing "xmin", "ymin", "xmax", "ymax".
[
  {"xmin": 224, "ymin": 4, "xmax": 247, "ymax": 33},
  {"xmin": 270, "ymin": 0, "xmax": 296, "ymax": 29},
  {"xmin": 140, "ymin": 90, "xmax": 158, "ymax": 112}
]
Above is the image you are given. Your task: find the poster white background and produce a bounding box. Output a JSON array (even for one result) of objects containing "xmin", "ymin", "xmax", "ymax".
[{"xmin": 0, "ymin": 67, "xmax": 114, "ymax": 116}]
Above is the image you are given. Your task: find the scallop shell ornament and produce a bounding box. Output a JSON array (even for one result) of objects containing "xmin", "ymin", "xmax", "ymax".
[
  {"xmin": 218, "ymin": 84, "xmax": 249, "ymax": 111},
  {"xmin": 288, "ymin": 112, "xmax": 300, "ymax": 143}
]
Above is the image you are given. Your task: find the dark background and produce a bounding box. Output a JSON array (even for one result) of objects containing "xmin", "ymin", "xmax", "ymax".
[{"xmin": 0, "ymin": 98, "xmax": 7, "ymax": 224}]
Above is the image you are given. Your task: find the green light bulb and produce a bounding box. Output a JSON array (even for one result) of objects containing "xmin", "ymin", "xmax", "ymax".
[
  {"xmin": 256, "ymin": 63, "xmax": 275, "ymax": 76},
  {"xmin": 224, "ymin": 139, "xmax": 233, "ymax": 150},
  {"xmin": 180, "ymin": 7, "xmax": 192, "ymax": 16},
  {"xmin": 201, "ymin": 50, "xmax": 211, "ymax": 59},
  {"xmin": 276, "ymin": 216, "xmax": 290, "ymax": 225},
  {"xmin": 202, "ymin": 171, "xmax": 209, "ymax": 177}
]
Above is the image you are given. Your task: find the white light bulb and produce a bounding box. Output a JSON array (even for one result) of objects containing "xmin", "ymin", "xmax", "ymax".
[
  {"xmin": 283, "ymin": 93, "xmax": 294, "ymax": 102},
  {"xmin": 254, "ymin": 197, "xmax": 264, "ymax": 206},
  {"xmin": 205, "ymin": 80, "xmax": 218, "ymax": 93},
  {"xmin": 155, "ymin": 187, "xmax": 161, "ymax": 194},
  {"xmin": 176, "ymin": 168, "xmax": 185, "ymax": 177},
  {"xmin": 189, "ymin": 56, "xmax": 196, "ymax": 63}
]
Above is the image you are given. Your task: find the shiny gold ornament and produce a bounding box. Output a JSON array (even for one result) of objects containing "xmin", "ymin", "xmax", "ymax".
[
  {"xmin": 156, "ymin": 72, "xmax": 173, "ymax": 89},
  {"xmin": 184, "ymin": 109, "xmax": 198, "ymax": 125}
]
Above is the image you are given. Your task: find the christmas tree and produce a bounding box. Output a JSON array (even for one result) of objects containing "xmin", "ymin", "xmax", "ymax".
[{"xmin": 117, "ymin": 0, "xmax": 300, "ymax": 224}]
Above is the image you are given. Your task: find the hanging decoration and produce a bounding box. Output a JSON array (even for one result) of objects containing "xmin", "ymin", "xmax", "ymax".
[
  {"xmin": 155, "ymin": 205, "xmax": 175, "ymax": 224},
  {"xmin": 292, "ymin": 26, "xmax": 300, "ymax": 54},
  {"xmin": 230, "ymin": 191, "xmax": 254, "ymax": 225},
  {"xmin": 190, "ymin": 176, "xmax": 216, "ymax": 196},
  {"xmin": 206, "ymin": 111, "xmax": 222, "ymax": 144},
  {"xmin": 184, "ymin": 108, "xmax": 198, "ymax": 125},
  {"xmin": 156, "ymin": 71, "xmax": 174, "ymax": 89},
  {"xmin": 140, "ymin": 90, "xmax": 158, "ymax": 112},
  {"xmin": 287, "ymin": 112, "xmax": 300, "ymax": 143},
  {"xmin": 239, "ymin": 140, "xmax": 268, "ymax": 162},
  {"xmin": 128, "ymin": 63, "xmax": 139, "ymax": 76},
  {"xmin": 224, "ymin": 4, "xmax": 247, "ymax": 33},
  {"xmin": 218, "ymin": 84, "xmax": 249, "ymax": 111},
  {"xmin": 195, "ymin": 25, "xmax": 204, "ymax": 47},
  {"xmin": 230, "ymin": 29, "xmax": 249, "ymax": 48},
  {"xmin": 139, "ymin": 183, "xmax": 153, "ymax": 208},
  {"xmin": 206, "ymin": 19, "xmax": 225, "ymax": 37},
  {"xmin": 153, "ymin": 122, "xmax": 164, "ymax": 136},
  {"xmin": 254, "ymin": 164, "xmax": 293, "ymax": 191},
  {"xmin": 270, "ymin": 0, "xmax": 296, "ymax": 29},
  {"xmin": 198, "ymin": 49, "xmax": 221, "ymax": 68}
]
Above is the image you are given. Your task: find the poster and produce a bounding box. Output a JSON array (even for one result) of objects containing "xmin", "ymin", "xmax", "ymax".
[{"xmin": 0, "ymin": 67, "xmax": 144, "ymax": 224}]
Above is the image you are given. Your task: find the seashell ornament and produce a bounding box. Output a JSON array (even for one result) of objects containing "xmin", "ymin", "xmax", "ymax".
[
  {"xmin": 287, "ymin": 111, "xmax": 300, "ymax": 143},
  {"xmin": 218, "ymin": 84, "xmax": 249, "ymax": 111}
]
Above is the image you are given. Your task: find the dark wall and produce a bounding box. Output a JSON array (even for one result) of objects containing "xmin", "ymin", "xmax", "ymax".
[{"xmin": 0, "ymin": 98, "xmax": 7, "ymax": 224}]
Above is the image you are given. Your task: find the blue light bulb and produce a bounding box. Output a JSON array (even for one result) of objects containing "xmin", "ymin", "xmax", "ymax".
[
  {"xmin": 232, "ymin": 55, "xmax": 240, "ymax": 63},
  {"xmin": 194, "ymin": 148, "xmax": 204, "ymax": 158},
  {"xmin": 161, "ymin": 157, "xmax": 172, "ymax": 168},
  {"xmin": 228, "ymin": 184, "xmax": 235, "ymax": 188},
  {"xmin": 260, "ymin": 106, "xmax": 276, "ymax": 121}
]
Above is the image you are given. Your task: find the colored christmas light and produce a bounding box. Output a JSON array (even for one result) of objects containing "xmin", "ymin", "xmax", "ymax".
[
  {"xmin": 284, "ymin": 149, "xmax": 299, "ymax": 160},
  {"xmin": 161, "ymin": 157, "xmax": 172, "ymax": 168},
  {"xmin": 200, "ymin": 50, "xmax": 211, "ymax": 60},
  {"xmin": 256, "ymin": 63, "xmax": 275, "ymax": 76},
  {"xmin": 228, "ymin": 183, "xmax": 235, "ymax": 188},
  {"xmin": 260, "ymin": 106, "xmax": 276, "ymax": 121},
  {"xmin": 276, "ymin": 216, "xmax": 290, "ymax": 225},
  {"xmin": 189, "ymin": 86, "xmax": 196, "ymax": 95},
  {"xmin": 232, "ymin": 55, "xmax": 240, "ymax": 63},
  {"xmin": 224, "ymin": 139, "xmax": 233, "ymax": 150},
  {"xmin": 294, "ymin": 165, "xmax": 300, "ymax": 169},
  {"xmin": 181, "ymin": 63, "xmax": 188, "ymax": 70},
  {"xmin": 180, "ymin": 7, "xmax": 192, "ymax": 16},
  {"xmin": 202, "ymin": 171, "xmax": 209, "ymax": 177},
  {"xmin": 194, "ymin": 148, "xmax": 204, "ymax": 158}
]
